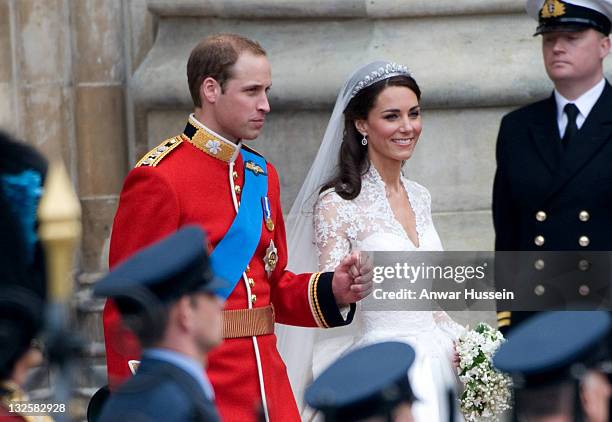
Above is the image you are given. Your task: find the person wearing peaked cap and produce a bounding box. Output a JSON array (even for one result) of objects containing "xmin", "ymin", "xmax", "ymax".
[
  {"xmin": 94, "ymin": 226, "xmax": 226, "ymax": 422},
  {"xmin": 305, "ymin": 342, "xmax": 417, "ymax": 422},
  {"xmin": 493, "ymin": 311, "xmax": 612, "ymax": 422},
  {"xmin": 526, "ymin": 0, "xmax": 612, "ymax": 35},
  {"xmin": 493, "ymin": 0, "xmax": 612, "ymax": 334}
]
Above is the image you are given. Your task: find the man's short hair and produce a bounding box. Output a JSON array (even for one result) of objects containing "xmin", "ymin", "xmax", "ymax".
[
  {"xmin": 187, "ymin": 33, "xmax": 267, "ymax": 107},
  {"xmin": 515, "ymin": 382, "xmax": 576, "ymax": 421},
  {"xmin": 115, "ymin": 294, "xmax": 169, "ymax": 348}
]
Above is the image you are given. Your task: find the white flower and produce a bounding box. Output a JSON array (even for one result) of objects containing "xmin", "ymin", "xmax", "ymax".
[
  {"xmin": 205, "ymin": 140, "xmax": 221, "ymax": 154},
  {"xmin": 457, "ymin": 322, "xmax": 512, "ymax": 421}
]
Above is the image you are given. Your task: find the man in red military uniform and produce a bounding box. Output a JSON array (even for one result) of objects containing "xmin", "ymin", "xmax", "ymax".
[{"xmin": 103, "ymin": 33, "xmax": 373, "ymax": 421}]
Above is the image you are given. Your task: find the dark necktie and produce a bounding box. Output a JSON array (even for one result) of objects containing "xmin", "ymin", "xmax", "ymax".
[{"xmin": 562, "ymin": 103, "xmax": 579, "ymax": 149}]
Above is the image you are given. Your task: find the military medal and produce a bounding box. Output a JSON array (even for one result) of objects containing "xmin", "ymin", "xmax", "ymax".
[
  {"xmin": 262, "ymin": 197, "xmax": 274, "ymax": 232},
  {"xmin": 264, "ymin": 240, "xmax": 278, "ymax": 277},
  {"xmin": 128, "ymin": 360, "xmax": 140, "ymax": 375}
]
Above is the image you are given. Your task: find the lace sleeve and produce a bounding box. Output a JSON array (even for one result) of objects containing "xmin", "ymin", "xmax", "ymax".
[
  {"xmin": 313, "ymin": 191, "xmax": 352, "ymax": 272},
  {"xmin": 433, "ymin": 311, "xmax": 466, "ymax": 339}
]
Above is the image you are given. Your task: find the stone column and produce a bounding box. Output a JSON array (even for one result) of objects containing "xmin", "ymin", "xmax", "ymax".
[
  {"xmin": 9, "ymin": 0, "xmax": 74, "ymax": 169},
  {"xmin": 0, "ymin": 0, "xmax": 154, "ymax": 416}
]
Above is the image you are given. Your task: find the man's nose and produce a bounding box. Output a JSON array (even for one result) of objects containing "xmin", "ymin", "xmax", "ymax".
[
  {"xmin": 259, "ymin": 93, "xmax": 270, "ymax": 113},
  {"xmin": 552, "ymin": 37, "xmax": 565, "ymax": 52}
]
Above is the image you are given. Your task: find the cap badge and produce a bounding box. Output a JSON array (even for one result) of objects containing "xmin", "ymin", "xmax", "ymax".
[
  {"xmin": 541, "ymin": 0, "xmax": 566, "ymax": 18},
  {"xmin": 264, "ymin": 240, "xmax": 278, "ymax": 277}
]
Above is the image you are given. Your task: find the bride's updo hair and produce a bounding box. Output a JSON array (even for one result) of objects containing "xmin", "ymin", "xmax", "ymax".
[{"xmin": 321, "ymin": 75, "xmax": 421, "ymax": 200}]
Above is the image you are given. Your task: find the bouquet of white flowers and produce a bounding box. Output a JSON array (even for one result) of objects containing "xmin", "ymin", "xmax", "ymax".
[{"xmin": 456, "ymin": 322, "xmax": 512, "ymax": 421}]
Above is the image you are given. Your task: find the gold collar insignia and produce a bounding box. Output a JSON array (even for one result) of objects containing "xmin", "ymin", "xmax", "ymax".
[{"xmin": 183, "ymin": 115, "xmax": 241, "ymax": 163}]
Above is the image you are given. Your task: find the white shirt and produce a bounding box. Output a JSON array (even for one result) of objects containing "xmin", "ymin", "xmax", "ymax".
[{"xmin": 555, "ymin": 78, "xmax": 605, "ymax": 138}]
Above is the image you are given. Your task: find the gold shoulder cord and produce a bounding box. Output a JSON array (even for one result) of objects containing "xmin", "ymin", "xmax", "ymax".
[{"xmin": 135, "ymin": 136, "xmax": 183, "ymax": 168}]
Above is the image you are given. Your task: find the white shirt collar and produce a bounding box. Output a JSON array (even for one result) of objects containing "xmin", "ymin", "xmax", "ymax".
[
  {"xmin": 555, "ymin": 78, "xmax": 606, "ymax": 130},
  {"xmin": 189, "ymin": 113, "xmax": 242, "ymax": 163}
]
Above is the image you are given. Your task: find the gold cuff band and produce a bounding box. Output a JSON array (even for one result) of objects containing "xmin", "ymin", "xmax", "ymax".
[
  {"xmin": 497, "ymin": 311, "xmax": 511, "ymax": 320},
  {"xmin": 222, "ymin": 305, "xmax": 275, "ymax": 338},
  {"xmin": 497, "ymin": 318, "xmax": 511, "ymax": 328}
]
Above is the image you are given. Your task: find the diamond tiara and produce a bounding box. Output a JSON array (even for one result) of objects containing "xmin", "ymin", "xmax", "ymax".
[{"xmin": 350, "ymin": 62, "xmax": 411, "ymax": 99}]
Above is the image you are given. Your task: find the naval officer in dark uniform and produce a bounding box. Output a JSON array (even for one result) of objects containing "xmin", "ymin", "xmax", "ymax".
[
  {"xmin": 494, "ymin": 311, "xmax": 612, "ymax": 422},
  {"xmin": 493, "ymin": 0, "xmax": 612, "ymax": 332},
  {"xmin": 94, "ymin": 226, "xmax": 226, "ymax": 422},
  {"xmin": 305, "ymin": 341, "xmax": 417, "ymax": 422}
]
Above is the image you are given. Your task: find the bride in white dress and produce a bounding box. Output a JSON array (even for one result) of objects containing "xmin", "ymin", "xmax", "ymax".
[{"xmin": 276, "ymin": 61, "xmax": 464, "ymax": 421}]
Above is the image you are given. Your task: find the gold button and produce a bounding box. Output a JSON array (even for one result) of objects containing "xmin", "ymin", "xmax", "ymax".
[
  {"xmin": 579, "ymin": 236, "xmax": 590, "ymax": 247},
  {"xmin": 248, "ymin": 278, "xmax": 255, "ymax": 287},
  {"xmin": 534, "ymin": 235, "xmax": 545, "ymax": 246},
  {"xmin": 534, "ymin": 259, "xmax": 545, "ymax": 270},
  {"xmin": 250, "ymin": 294, "xmax": 257, "ymax": 303},
  {"xmin": 535, "ymin": 211, "xmax": 547, "ymax": 222},
  {"xmin": 246, "ymin": 265, "xmax": 250, "ymax": 272},
  {"xmin": 579, "ymin": 285, "xmax": 590, "ymax": 296},
  {"xmin": 234, "ymin": 185, "xmax": 241, "ymax": 194},
  {"xmin": 578, "ymin": 259, "xmax": 590, "ymax": 271},
  {"xmin": 534, "ymin": 284, "xmax": 545, "ymax": 296},
  {"xmin": 232, "ymin": 171, "xmax": 238, "ymax": 179},
  {"xmin": 579, "ymin": 210, "xmax": 590, "ymax": 222}
]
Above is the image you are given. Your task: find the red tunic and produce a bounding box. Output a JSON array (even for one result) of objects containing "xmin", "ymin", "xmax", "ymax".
[
  {"xmin": 103, "ymin": 118, "xmax": 353, "ymax": 421},
  {"xmin": 0, "ymin": 406, "xmax": 27, "ymax": 421},
  {"xmin": 0, "ymin": 403, "xmax": 26, "ymax": 422}
]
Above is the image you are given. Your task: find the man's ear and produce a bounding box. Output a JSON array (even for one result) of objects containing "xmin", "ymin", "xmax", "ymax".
[
  {"xmin": 174, "ymin": 296, "xmax": 193, "ymax": 330},
  {"xmin": 200, "ymin": 77, "xmax": 221, "ymax": 105},
  {"xmin": 354, "ymin": 119, "xmax": 368, "ymax": 137},
  {"xmin": 599, "ymin": 35, "xmax": 611, "ymax": 59}
]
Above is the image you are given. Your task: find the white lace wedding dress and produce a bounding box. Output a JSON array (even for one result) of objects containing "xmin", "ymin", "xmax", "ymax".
[{"xmin": 311, "ymin": 165, "xmax": 464, "ymax": 422}]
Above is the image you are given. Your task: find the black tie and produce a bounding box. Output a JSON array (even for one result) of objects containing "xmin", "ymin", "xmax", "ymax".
[{"xmin": 562, "ymin": 103, "xmax": 579, "ymax": 149}]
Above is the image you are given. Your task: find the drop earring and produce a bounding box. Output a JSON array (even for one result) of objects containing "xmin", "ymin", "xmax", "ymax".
[{"xmin": 361, "ymin": 134, "xmax": 368, "ymax": 146}]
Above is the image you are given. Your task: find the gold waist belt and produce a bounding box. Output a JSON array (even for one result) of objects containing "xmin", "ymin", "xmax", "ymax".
[{"xmin": 222, "ymin": 305, "xmax": 275, "ymax": 338}]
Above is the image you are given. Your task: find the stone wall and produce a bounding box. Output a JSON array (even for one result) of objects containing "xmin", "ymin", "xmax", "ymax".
[
  {"xmin": 0, "ymin": 0, "xmax": 154, "ymax": 415},
  {"xmin": 132, "ymin": 0, "xmax": 548, "ymax": 252}
]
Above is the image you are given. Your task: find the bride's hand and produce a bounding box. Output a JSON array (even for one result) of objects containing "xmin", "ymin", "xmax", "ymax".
[
  {"xmin": 452, "ymin": 341, "xmax": 460, "ymax": 370},
  {"xmin": 331, "ymin": 252, "xmax": 374, "ymax": 306}
]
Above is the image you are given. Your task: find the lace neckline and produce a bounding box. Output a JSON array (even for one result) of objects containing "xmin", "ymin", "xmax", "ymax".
[{"xmin": 363, "ymin": 164, "xmax": 423, "ymax": 248}]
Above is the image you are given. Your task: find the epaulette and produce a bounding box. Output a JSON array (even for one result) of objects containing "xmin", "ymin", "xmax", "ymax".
[
  {"xmin": 497, "ymin": 311, "xmax": 511, "ymax": 329},
  {"xmin": 242, "ymin": 144, "xmax": 264, "ymax": 158},
  {"xmin": 135, "ymin": 136, "xmax": 183, "ymax": 168}
]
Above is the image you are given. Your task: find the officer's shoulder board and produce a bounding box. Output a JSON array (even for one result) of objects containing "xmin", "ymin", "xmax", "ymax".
[{"xmin": 135, "ymin": 136, "xmax": 183, "ymax": 168}]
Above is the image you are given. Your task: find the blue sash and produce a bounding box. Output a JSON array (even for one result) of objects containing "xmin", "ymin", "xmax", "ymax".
[{"xmin": 210, "ymin": 149, "xmax": 268, "ymax": 299}]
